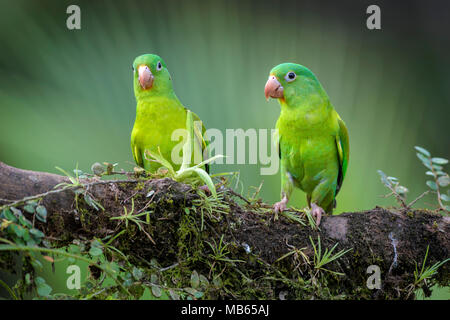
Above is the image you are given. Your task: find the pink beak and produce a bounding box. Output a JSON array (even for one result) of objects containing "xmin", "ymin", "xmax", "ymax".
[
  {"xmin": 138, "ymin": 65, "xmax": 154, "ymax": 90},
  {"xmin": 264, "ymin": 75, "xmax": 284, "ymax": 101}
]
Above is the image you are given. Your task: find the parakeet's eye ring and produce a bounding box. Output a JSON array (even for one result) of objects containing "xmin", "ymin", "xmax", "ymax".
[
  {"xmin": 285, "ymin": 72, "xmax": 296, "ymax": 82},
  {"xmin": 156, "ymin": 61, "xmax": 162, "ymax": 71}
]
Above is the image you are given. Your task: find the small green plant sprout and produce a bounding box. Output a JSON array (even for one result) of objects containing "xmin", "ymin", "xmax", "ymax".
[
  {"xmin": 192, "ymin": 191, "xmax": 229, "ymax": 231},
  {"xmin": 406, "ymin": 245, "xmax": 450, "ymax": 298},
  {"xmin": 54, "ymin": 164, "xmax": 85, "ymax": 190},
  {"xmin": 415, "ymin": 146, "xmax": 449, "ymax": 212},
  {"xmin": 309, "ymin": 235, "xmax": 352, "ymax": 276},
  {"xmin": 280, "ymin": 210, "xmax": 307, "ymax": 227},
  {"xmin": 377, "ymin": 170, "xmax": 410, "ymax": 207},
  {"xmin": 55, "ymin": 164, "xmax": 104, "ymax": 211},
  {"xmin": 110, "ymin": 198, "xmax": 155, "ymax": 244},
  {"xmin": 275, "ymin": 240, "xmax": 310, "ymax": 274},
  {"xmin": 205, "ymin": 235, "xmax": 244, "ymax": 264},
  {"xmin": 377, "ymin": 168, "xmax": 433, "ymax": 211},
  {"xmin": 145, "ymin": 111, "xmax": 224, "ymax": 198},
  {"xmin": 303, "ymin": 208, "xmax": 319, "ymax": 230}
]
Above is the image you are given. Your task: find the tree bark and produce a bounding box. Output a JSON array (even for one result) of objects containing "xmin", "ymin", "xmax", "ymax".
[{"xmin": 0, "ymin": 161, "xmax": 449, "ymax": 299}]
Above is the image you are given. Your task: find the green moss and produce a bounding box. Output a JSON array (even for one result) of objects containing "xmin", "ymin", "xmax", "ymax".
[
  {"xmin": 78, "ymin": 206, "xmax": 91, "ymax": 230},
  {"xmin": 134, "ymin": 182, "xmax": 145, "ymax": 191}
]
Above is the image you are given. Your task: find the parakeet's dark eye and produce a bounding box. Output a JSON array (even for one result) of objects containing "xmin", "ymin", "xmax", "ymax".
[
  {"xmin": 156, "ymin": 61, "xmax": 162, "ymax": 71},
  {"xmin": 285, "ymin": 72, "xmax": 296, "ymax": 82},
  {"xmin": 132, "ymin": 65, "xmax": 135, "ymax": 72}
]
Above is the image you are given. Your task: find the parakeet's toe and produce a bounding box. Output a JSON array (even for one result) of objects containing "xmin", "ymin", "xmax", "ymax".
[
  {"xmin": 273, "ymin": 201, "xmax": 286, "ymax": 213},
  {"xmin": 273, "ymin": 196, "xmax": 288, "ymax": 214},
  {"xmin": 311, "ymin": 203, "xmax": 325, "ymax": 226}
]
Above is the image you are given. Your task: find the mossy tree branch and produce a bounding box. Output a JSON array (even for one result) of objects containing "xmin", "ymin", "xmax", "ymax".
[{"xmin": 0, "ymin": 161, "xmax": 449, "ymax": 299}]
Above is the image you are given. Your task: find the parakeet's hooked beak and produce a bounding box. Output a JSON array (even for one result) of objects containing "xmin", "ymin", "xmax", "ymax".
[
  {"xmin": 138, "ymin": 65, "xmax": 154, "ymax": 90},
  {"xmin": 264, "ymin": 75, "xmax": 284, "ymax": 101}
]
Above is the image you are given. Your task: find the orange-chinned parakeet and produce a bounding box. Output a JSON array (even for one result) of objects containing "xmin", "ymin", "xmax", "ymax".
[
  {"xmin": 131, "ymin": 54, "xmax": 208, "ymax": 173},
  {"xmin": 264, "ymin": 63, "xmax": 349, "ymax": 226}
]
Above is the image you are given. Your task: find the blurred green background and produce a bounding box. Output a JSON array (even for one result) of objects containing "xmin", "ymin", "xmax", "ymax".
[{"xmin": 0, "ymin": 0, "xmax": 448, "ymax": 299}]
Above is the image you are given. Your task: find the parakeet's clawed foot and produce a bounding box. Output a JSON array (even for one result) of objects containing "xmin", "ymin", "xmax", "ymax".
[
  {"xmin": 311, "ymin": 203, "xmax": 325, "ymax": 226},
  {"xmin": 273, "ymin": 196, "xmax": 288, "ymax": 220}
]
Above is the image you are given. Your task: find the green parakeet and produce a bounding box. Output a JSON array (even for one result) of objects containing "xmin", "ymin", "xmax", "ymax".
[
  {"xmin": 131, "ymin": 54, "xmax": 208, "ymax": 173},
  {"xmin": 264, "ymin": 63, "xmax": 349, "ymax": 226}
]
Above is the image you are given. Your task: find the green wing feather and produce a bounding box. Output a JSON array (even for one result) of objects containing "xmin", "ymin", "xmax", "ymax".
[
  {"xmin": 132, "ymin": 140, "xmax": 143, "ymax": 168},
  {"xmin": 335, "ymin": 114, "xmax": 349, "ymax": 196}
]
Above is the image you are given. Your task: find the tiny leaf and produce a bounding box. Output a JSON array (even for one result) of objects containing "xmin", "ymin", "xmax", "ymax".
[
  {"xmin": 426, "ymin": 181, "xmax": 438, "ymax": 190},
  {"xmin": 132, "ymin": 267, "xmax": 144, "ymax": 280},
  {"xmin": 31, "ymin": 259, "xmax": 43, "ymax": 270},
  {"xmin": 35, "ymin": 277, "xmax": 52, "ymax": 297},
  {"xmin": 151, "ymin": 285, "xmax": 162, "ymax": 298},
  {"xmin": 30, "ymin": 228, "xmax": 45, "ymax": 239},
  {"xmin": 150, "ymin": 274, "xmax": 158, "ymax": 284},
  {"xmin": 416, "ymin": 153, "xmax": 431, "ymax": 165},
  {"xmin": 168, "ymin": 289, "xmax": 180, "ymax": 300},
  {"xmin": 89, "ymin": 246, "xmax": 103, "ymax": 257},
  {"xmin": 23, "ymin": 205, "xmax": 35, "ymax": 214},
  {"xmin": 35, "ymin": 205, "xmax": 47, "ymax": 223},
  {"xmin": 84, "ymin": 194, "xmax": 98, "ymax": 211},
  {"xmin": 395, "ymin": 185, "xmax": 409, "ymax": 195},
  {"xmin": 437, "ymin": 176, "xmax": 450, "ymax": 187},
  {"xmin": 34, "ymin": 276, "xmax": 45, "ymax": 285},
  {"xmin": 2, "ymin": 209, "xmax": 16, "ymax": 222},
  {"xmin": 431, "ymin": 157, "xmax": 448, "ymax": 165},
  {"xmin": 199, "ymin": 274, "xmax": 209, "ymax": 287},
  {"xmin": 377, "ymin": 170, "xmax": 390, "ymax": 187},
  {"xmin": 414, "ymin": 146, "xmax": 430, "ymax": 157},
  {"xmin": 11, "ymin": 225, "xmax": 26, "ymax": 238},
  {"xmin": 191, "ymin": 270, "xmax": 200, "ymax": 289},
  {"xmin": 184, "ymin": 287, "xmax": 197, "ymax": 296},
  {"xmin": 19, "ymin": 215, "xmax": 32, "ymax": 228},
  {"xmin": 10, "ymin": 207, "xmax": 23, "ymax": 218},
  {"xmin": 37, "ymin": 283, "xmax": 52, "ymax": 297}
]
